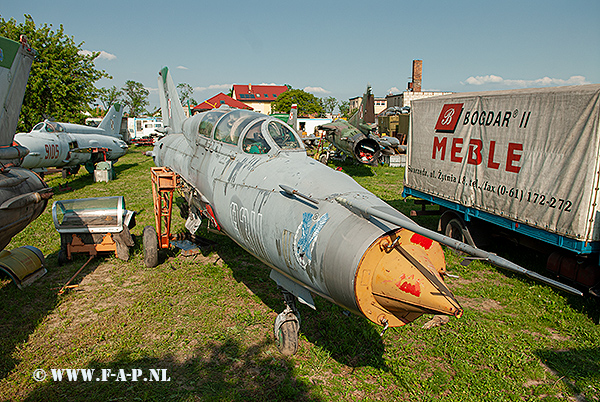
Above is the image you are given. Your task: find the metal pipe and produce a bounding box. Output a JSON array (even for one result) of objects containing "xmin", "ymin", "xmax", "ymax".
[{"xmin": 336, "ymin": 196, "xmax": 583, "ymax": 297}]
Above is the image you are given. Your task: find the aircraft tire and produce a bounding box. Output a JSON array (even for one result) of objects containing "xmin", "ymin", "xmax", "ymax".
[
  {"xmin": 68, "ymin": 165, "xmax": 80, "ymax": 175},
  {"xmin": 143, "ymin": 225, "xmax": 159, "ymax": 267},
  {"xmin": 275, "ymin": 315, "xmax": 299, "ymax": 356},
  {"xmin": 318, "ymin": 153, "xmax": 329, "ymax": 165},
  {"xmin": 63, "ymin": 165, "xmax": 80, "ymax": 178}
]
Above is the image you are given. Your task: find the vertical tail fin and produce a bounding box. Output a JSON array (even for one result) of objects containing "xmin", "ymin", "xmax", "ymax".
[
  {"xmin": 0, "ymin": 35, "xmax": 35, "ymax": 147},
  {"xmin": 98, "ymin": 103, "xmax": 124, "ymax": 138},
  {"xmin": 363, "ymin": 85, "xmax": 375, "ymax": 124},
  {"xmin": 158, "ymin": 67, "xmax": 185, "ymax": 134},
  {"xmin": 288, "ymin": 104, "xmax": 298, "ymax": 132},
  {"xmin": 348, "ymin": 85, "xmax": 375, "ymax": 134}
]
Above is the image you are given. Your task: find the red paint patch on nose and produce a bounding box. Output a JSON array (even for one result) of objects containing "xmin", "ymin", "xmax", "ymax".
[
  {"xmin": 397, "ymin": 280, "xmax": 421, "ymax": 297},
  {"xmin": 410, "ymin": 233, "xmax": 433, "ymax": 250}
]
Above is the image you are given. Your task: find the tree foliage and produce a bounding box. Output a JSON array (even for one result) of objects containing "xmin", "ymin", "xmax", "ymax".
[
  {"xmin": 320, "ymin": 96, "xmax": 338, "ymax": 116},
  {"xmin": 177, "ymin": 83, "xmax": 196, "ymax": 107},
  {"xmin": 339, "ymin": 100, "xmax": 351, "ymax": 118},
  {"xmin": 0, "ymin": 15, "xmax": 109, "ymax": 131},
  {"xmin": 98, "ymin": 86, "xmax": 122, "ymax": 111},
  {"xmin": 121, "ymin": 80, "xmax": 149, "ymax": 117},
  {"xmin": 271, "ymin": 88, "xmax": 323, "ymax": 117}
]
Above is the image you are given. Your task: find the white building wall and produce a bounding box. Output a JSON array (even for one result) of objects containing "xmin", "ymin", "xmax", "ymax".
[
  {"xmin": 243, "ymin": 101, "xmax": 271, "ymax": 114},
  {"xmin": 375, "ymin": 98, "xmax": 387, "ymax": 115},
  {"xmin": 349, "ymin": 97, "xmax": 387, "ymax": 115},
  {"xmin": 386, "ymin": 91, "xmax": 453, "ymax": 108},
  {"xmin": 297, "ymin": 118, "xmax": 332, "ymax": 135}
]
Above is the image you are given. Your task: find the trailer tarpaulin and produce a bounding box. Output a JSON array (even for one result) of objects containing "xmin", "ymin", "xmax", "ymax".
[{"xmin": 405, "ymin": 84, "xmax": 600, "ymax": 242}]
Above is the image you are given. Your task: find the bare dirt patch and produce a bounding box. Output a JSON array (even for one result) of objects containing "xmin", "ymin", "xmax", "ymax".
[{"xmin": 457, "ymin": 296, "xmax": 503, "ymax": 312}]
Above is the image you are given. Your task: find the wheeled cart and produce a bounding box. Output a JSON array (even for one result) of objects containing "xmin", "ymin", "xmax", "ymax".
[
  {"xmin": 143, "ymin": 167, "xmax": 177, "ymax": 267},
  {"xmin": 52, "ymin": 196, "xmax": 136, "ymax": 264}
]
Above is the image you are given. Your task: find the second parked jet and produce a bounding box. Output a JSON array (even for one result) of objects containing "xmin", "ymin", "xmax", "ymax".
[{"xmin": 15, "ymin": 104, "xmax": 128, "ymax": 174}]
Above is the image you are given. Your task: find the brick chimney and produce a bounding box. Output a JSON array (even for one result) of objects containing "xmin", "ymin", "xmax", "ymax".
[{"xmin": 409, "ymin": 60, "xmax": 422, "ymax": 92}]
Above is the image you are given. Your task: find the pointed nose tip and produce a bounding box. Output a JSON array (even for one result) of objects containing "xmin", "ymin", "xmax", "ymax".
[{"xmin": 355, "ymin": 230, "xmax": 462, "ymax": 327}]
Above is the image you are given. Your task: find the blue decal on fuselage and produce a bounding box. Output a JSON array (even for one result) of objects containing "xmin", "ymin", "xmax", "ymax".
[{"xmin": 296, "ymin": 212, "xmax": 329, "ymax": 263}]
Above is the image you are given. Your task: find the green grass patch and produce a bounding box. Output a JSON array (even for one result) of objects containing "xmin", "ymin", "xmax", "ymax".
[{"xmin": 0, "ymin": 151, "xmax": 598, "ymax": 401}]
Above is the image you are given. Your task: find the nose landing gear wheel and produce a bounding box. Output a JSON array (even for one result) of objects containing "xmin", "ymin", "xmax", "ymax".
[
  {"xmin": 274, "ymin": 289, "xmax": 300, "ymax": 355},
  {"xmin": 274, "ymin": 311, "xmax": 299, "ymax": 356}
]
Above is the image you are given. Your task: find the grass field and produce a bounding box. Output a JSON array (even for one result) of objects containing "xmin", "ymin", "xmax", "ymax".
[{"xmin": 0, "ymin": 147, "xmax": 599, "ymax": 401}]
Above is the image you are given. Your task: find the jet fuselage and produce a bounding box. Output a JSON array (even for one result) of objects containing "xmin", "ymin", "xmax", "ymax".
[
  {"xmin": 15, "ymin": 120, "xmax": 128, "ymax": 170},
  {"xmin": 154, "ymin": 107, "xmax": 462, "ymax": 327},
  {"xmin": 15, "ymin": 103, "xmax": 127, "ymax": 171}
]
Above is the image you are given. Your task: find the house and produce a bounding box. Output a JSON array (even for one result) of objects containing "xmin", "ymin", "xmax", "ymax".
[
  {"xmin": 232, "ymin": 84, "xmax": 288, "ymax": 114},
  {"xmin": 192, "ymin": 93, "xmax": 252, "ymax": 115}
]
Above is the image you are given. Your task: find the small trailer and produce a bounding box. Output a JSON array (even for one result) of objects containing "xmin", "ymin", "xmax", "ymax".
[
  {"xmin": 52, "ymin": 196, "xmax": 136, "ymax": 264},
  {"xmin": 403, "ymin": 84, "xmax": 600, "ymax": 295}
]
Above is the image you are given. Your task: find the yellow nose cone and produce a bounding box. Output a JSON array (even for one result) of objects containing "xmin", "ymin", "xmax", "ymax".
[{"xmin": 355, "ymin": 228, "xmax": 462, "ymax": 327}]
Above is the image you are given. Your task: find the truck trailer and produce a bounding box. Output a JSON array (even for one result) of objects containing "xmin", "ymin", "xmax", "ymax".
[{"xmin": 403, "ymin": 84, "xmax": 600, "ymax": 295}]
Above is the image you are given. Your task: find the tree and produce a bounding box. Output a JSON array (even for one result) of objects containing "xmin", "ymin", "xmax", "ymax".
[
  {"xmin": 177, "ymin": 83, "xmax": 197, "ymax": 107},
  {"xmin": 339, "ymin": 100, "xmax": 351, "ymax": 119},
  {"xmin": 121, "ymin": 80, "xmax": 149, "ymax": 117},
  {"xmin": 321, "ymin": 96, "xmax": 338, "ymax": 116},
  {"xmin": 98, "ymin": 86, "xmax": 122, "ymax": 110},
  {"xmin": 271, "ymin": 88, "xmax": 323, "ymax": 117},
  {"xmin": 0, "ymin": 15, "xmax": 110, "ymax": 131}
]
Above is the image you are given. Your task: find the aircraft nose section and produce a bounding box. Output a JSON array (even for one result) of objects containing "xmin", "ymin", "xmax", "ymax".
[{"xmin": 355, "ymin": 229, "xmax": 462, "ymax": 327}]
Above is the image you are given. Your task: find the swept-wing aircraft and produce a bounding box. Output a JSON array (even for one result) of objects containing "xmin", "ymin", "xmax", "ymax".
[
  {"xmin": 317, "ymin": 86, "xmax": 381, "ymax": 164},
  {"xmin": 317, "ymin": 85, "xmax": 403, "ymax": 164},
  {"xmin": 0, "ymin": 35, "xmax": 52, "ymax": 287},
  {"xmin": 14, "ymin": 103, "xmax": 128, "ymax": 175},
  {"xmin": 149, "ymin": 67, "xmax": 463, "ymax": 355}
]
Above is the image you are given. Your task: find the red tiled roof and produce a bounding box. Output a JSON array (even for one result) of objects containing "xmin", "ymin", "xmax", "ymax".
[
  {"xmin": 193, "ymin": 93, "xmax": 252, "ymax": 111},
  {"xmin": 232, "ymin": 84, "xmax": 288, "ymax": 102}
]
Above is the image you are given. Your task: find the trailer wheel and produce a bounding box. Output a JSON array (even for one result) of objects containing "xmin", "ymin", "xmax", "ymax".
[
  {"xmin": 57, "ymin": 249, "xmax": 68, "ymax": 266},
  {"xmin": 444, "ymin": 218, "xmax": 467, "ymax": 243},
  {"xmin": 143, "ymin": 226, "xmax": 159, "ymax": 267}
]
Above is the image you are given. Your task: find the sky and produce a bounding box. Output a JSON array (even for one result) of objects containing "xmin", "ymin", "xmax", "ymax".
[{"xmin": 2, "ymin": 0, "xmax": 599, "ymax": 111}]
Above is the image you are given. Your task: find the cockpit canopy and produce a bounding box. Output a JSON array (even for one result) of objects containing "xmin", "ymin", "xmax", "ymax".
[
  {"xmin": 32, "ymin": 121, "xmax": 65, "ymax": 133},
  {"xmin": 191, "ymin": 108, "xmax": 303, "ymax": 154}
]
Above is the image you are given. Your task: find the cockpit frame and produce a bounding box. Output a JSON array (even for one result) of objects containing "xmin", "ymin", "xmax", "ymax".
[
  {"xmin": 191, "ymin": 108, "xmax": 304, "ymax": 155},
  {"xmin": 32, "ymin": 121, "xmax": 65, "ymax": 133}
]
